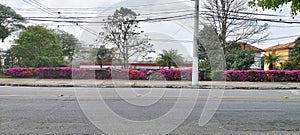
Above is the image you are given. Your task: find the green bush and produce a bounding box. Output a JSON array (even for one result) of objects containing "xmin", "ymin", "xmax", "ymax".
[{"xmin": 210, "ymin": 70, "xmax": 225, "ymax": 81}]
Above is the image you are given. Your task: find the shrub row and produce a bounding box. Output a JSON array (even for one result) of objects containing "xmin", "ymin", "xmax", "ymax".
[
  {"xmin": 6, "ymin": 68, "xmax": 300, "ymax": 82},
  {"xmin": 5, "ymin": 67, "xmax": 194, "ymax": 80},
  {"xmin": 225, "ymin": 70, "xmax": 300, "ymax": 82}
]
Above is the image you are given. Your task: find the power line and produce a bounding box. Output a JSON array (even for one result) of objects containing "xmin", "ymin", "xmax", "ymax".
[
  {"xmin": 25, "ymin": 13, "xmax": 194, "ymax": 24},
  {"xmin": 260, "ymin": 35, "xmax": 299, "ymax": 42},
  {"xmin": 15, "ymin": 1, "xmax": 192, "ymax": 11}
]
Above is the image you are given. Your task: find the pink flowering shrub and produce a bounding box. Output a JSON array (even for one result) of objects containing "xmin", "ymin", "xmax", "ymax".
[
  {"xmin": 158, "ymin": 69, "xmax": 179, "ymax": 80},
  {"xmin": 225, "ymin": 70, "xmax": 300, "ymax": 82},
  {"xmin": 111, "ymin": 69, "xmax": 142, "ymax": 80},
  {"xmin": 225, "ymin": 70, "xmax": 268, "ymax": 82},
  {"xmin": 138, "ymin": 69, "xmax": 149, "ymax": 80},
  {"xmin": 35, "ymin": 67, "xmax": 111, "ymax": 79},
  {"xmin": 154, "ymin": 69, "xmax": 194, "ymax": 81},
  {"xmin": 180, "ymin": 69, "xmax": 193, "ymax": 81},
  {"xmin": 5, "ymin": 68, "xmax": 34, "ymax": 78},
  {"xmin": 7, "ymin": 67, "xmax": 299, "ymax": 82},
  {"xmin": 5, "ymin": 67, "xmax": 196, "ymax": 80}
]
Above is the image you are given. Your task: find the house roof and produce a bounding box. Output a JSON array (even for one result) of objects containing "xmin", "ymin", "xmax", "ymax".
[
  {"xmin": 241, "ymin": 44, "xmax": 265, "ymax": 52},
  {"xmin": 264, "ymin": 42, "xmax": 296, "ymax": 51}
]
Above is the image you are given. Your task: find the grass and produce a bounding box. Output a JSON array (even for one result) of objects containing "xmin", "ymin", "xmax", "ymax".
[{"xmin": 0, "ymin": 73, "xmax": 11, "ymax": 78}]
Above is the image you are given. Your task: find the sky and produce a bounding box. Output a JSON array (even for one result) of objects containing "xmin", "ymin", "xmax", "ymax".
[{"xmin": 1, "ymin": 0, "xmax": 300, "ymax": 57}]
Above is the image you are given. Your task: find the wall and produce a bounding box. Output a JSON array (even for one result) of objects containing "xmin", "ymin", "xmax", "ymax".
[
  {"xmin": 250, "ymin": 52, "xmax": 262, "ymax": 69},
  {"xmin": 264, "ymin": 49, "xmax": 290, "ymax": 70}
]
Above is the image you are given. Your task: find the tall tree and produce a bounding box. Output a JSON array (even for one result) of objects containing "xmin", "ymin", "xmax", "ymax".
[
  {"xmin": 291, "ymin": 37, "xmax": 300, "ymax": 60},
  {"xmin": 10, "ymin": 26, "xmax": 67, "ymax": 67},
  {"xmin": 0, "ymin": 4, "xmax": 25, "ymax": 42},
  {"xmin": 100, "ymin": 7, "xmax": 154, "ymax": 69},
  {"xmin": 96, "ymin": 45, "xmax": 113, "ymax": 68},
  {"xmin": 3, "ymin": 50, "xmax": 15, "ymax": 68},
  {"xmin": 202, "ymin": 0, "xmax": 269, "ymax": 47},
  {"xmin": 198, "ymin": 25, "xmax": 225, "ymax": 70},
  {"xmin": 52, "ymin": 29, "xmax": 80, "ymax": 63},
  {"xmin": 281, "ymin": 37, "xmax": 300, "ymax": 69},
  {"xmin": 249, "ymin": 0, "xmax": 300, "ymax": 15},
  {"xmin": 156, "ymin": 49, "xmax": 184, "ymax": 69}
]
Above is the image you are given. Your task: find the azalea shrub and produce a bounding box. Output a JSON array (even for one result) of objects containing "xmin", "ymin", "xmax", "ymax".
[
  {"xmin": 225, "ymin": 70, "xmax": 300, "ymax": 82},
  {"xmin": 35, "ymin": 67, "xmax": 111, "ymax": 79},
  {"xmin": 150, "ymin": 69, "xmax": 194, "ymax": 81},
  {"xmin": 111, "ymin": 69, "xmax": 141, "ymax": 80},
  {"xmin": 6, "ymin": 67, "xmax": 299, "ymax": 82},
  {"xmin": 5, "ymin": 68, "xmax": 34, "ymax": 78},
  {"xmin": 35, "ymin": 67, "xmax": 73, "ymax": 79},
  {"xmin": 5, "ymin": 67, "xmax": 196, "ymax": 80}
]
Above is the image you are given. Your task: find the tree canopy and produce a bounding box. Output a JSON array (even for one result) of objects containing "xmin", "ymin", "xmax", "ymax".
[
  {"xmin": 225, "ymin": 42, "xmax": 255, "ymax": 70},
  {"xmin": 263, "ymin": 53, "xmax": 280, "ymax": 70},
  {"xmin": 52, "ymin": 29, "xmax": 80, "ymax": 63},
  {"xmin": 291, "ymin": 37, "xmax": 300, "ymax": 59},
  {"xmin": 0, "ymin": 4, "xmax": 25, "ymax": 42},
  {"xmin": 281, "ymin": 37, "xmax": 300, "ymax": 70},
  {"xmin": 96, "ymin": 45, "xmax": 113, "ymax": 68},
  {"xmin": 198, "ymin": 25, "xmax": 225, "ymax": 71},
  {"xmin": 202, "ymin": 0, "xmax": 269, "ymax": 46},
  {"xmin": 100, "ymin": 7, "xmax": 154, "ymax": 69},
  {"xmin": 249, "ymin": 0, "xmax": 300, "ymax": 15},
  {"xmin": 10, "ymin": 26, "xmax": 67, "ymax": 67}
]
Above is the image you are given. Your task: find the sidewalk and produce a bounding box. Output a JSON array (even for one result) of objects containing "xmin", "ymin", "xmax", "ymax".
[{"xmin": 0, "ymin": 78, "xmax": 299, "ymax": 89}]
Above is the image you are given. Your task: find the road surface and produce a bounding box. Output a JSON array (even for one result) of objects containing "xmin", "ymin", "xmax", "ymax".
[{"xmin": 1, "ymin": 87, "xmax": 300, "ymax": 134}]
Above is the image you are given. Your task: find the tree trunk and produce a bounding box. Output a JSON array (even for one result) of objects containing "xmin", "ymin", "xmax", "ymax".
[{"xmin": 269, "ymin": 63, "xmax": 274, "ymax": 70}]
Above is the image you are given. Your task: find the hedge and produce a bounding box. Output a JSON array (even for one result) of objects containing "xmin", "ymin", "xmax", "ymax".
[
  {"xmin": 5, "ymin": 68, "xmax": 300, "ymax": 82},
  {"xmin": 5, "ymin": 67, "xmax": 194, "ymax": 80},
  {"xmin": 5, "ymin": 68, "xmax": 34, "ymax": 78},
  {"xmin": 225, "ymin": 70, "xmax": 300, "ymax": 82}
]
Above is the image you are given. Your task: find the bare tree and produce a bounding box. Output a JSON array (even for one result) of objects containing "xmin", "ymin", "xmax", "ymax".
[
  {"xmin": 201, "ymin": 0, "xmax": 269, "ymax": 47},
  {"xmin": 100, "ymin": 7, "xmax": 154, "ymax": 69}
]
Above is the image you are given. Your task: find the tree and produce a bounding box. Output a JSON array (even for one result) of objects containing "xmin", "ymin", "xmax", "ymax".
[
  {"xmin": 198, "ymin": 25, "xmax": 225, "ymax": 71},
  {"xmin": 291, "ymin": 37, "xmax": 300, "ymax": 60},
  {"xmin": 281, "ymin": 37, "xmax": 300, "ymax": 69},
  {"xmin": 0, "ymin": 4, "xmax": 25, "ymax": 42},
  {"xmin": 52, "ymin": 29, "xmax": 80, "ymax": 63},
  {"xmin": 249, "ymin": 0, "xmax": 300, "ymax": 15},
  {"xmin": 96, "ymin": 45, "xmax": 113, "ymax": 68},
  {"xmin": 10, "ymin": 26, "xmax": 67, "ymax": 67},
  {"xmin": 225, "ymin": 42, "xmax": 255, "ymax": 70},
  {"xmin": 202, "ymin": 0, "xmax": 269, "ymax": 47},
  {"xmin": 156, "ymin": 49, "xmax": 184, "ymax": 69},
  {"xmin": 100, "ymin": 7, "xmax": 154, "ymax": 69},
  {"xmin": 3, "ymin": 50, "xmax": 15, "ymax": 68},
  {"xmin": 263, "ymin": 53, "xmax": 280, "ymax": 70}
]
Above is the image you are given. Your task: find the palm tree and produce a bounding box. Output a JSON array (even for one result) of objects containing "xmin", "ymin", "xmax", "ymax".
[
  {"xmin": 263, "ymin": 54, "xmax": 280, "ymax": 70},
  {"xmin": 156, "ymin": 49, "xmax": 184, "ymax": 69},
  {"xmin": 96, "ymin": 45, "xmax": 112, "ymax": 68}
]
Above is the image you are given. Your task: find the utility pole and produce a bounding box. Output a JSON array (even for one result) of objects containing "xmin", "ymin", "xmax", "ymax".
[{"xmin": 192, "ymin": 0, "xmax": 199, "ymax": 86}]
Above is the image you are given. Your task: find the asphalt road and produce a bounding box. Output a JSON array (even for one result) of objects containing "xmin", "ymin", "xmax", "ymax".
[{"xmin": 1, "ymin": 87, "xmax": 300, "ymax": 134}]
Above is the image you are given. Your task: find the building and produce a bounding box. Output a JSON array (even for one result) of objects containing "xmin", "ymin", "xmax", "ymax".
[
  {"xmin": 240, "ymin": 44, "xmax": 265, "ymax": 69},
  {"xmin": 0, "ymin": 49, "xmax": 7, "ymax": 68},
  {"xmin": 263, "ymin": 42, "xmax": 296, "ymax": 70}
]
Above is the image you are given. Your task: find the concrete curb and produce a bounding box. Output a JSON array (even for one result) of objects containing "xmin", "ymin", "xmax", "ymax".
[{"xmin": 0, "ymin": 78, "xmax": 300, "ymax": 89}]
